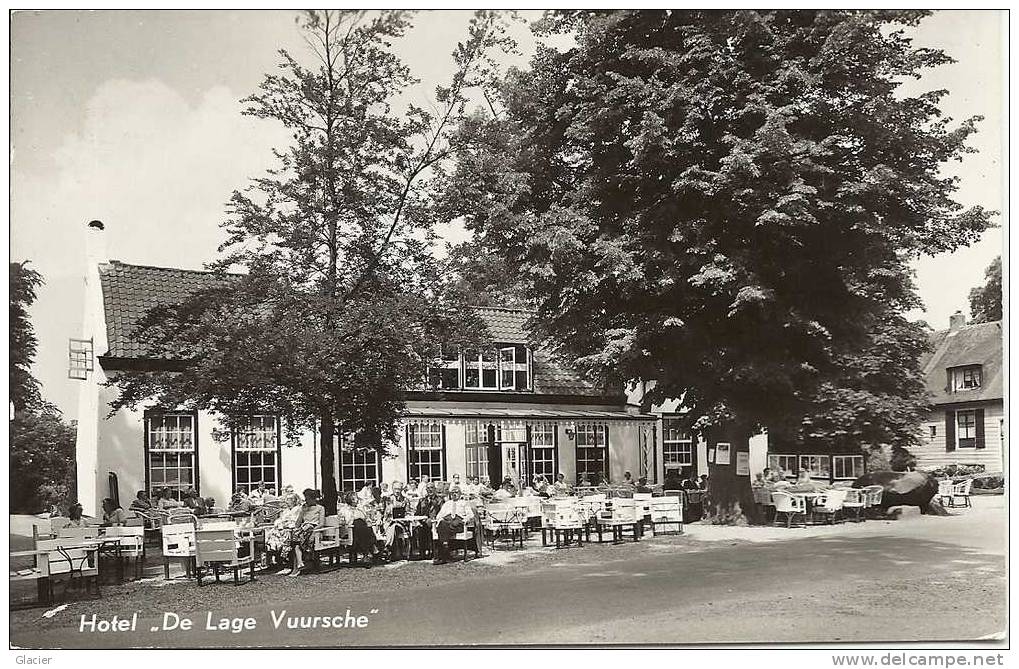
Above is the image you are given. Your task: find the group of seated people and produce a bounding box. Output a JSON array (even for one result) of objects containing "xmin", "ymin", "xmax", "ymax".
[
  {"xmin": 662, "ymin": 470, "xmax": 710, "ymax": 493},
  {"xmin": 752, "ymin": 468, "xmax": 829, "ymax": 493},
  {"xmin": 48, "ymin": 497, "xmax": 132, "ymax": 529}
]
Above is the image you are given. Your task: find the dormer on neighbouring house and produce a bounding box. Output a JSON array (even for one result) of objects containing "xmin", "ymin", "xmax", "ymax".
[{"xmin": 948, "ymin": 364, "xmax": 983, "ymax": 393}]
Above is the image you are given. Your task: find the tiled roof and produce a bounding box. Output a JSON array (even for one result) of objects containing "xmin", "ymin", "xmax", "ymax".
[
  {"xmin": 921, "ymin": 320, "xmax": 1003, "ymax": 405},
  {"xmin": 99, "ymin": 261, "xmax": 239, "ymax": 359},
  {"xmin": 98, "ymin": 261, "xmax": 606, "ymax": 397}
]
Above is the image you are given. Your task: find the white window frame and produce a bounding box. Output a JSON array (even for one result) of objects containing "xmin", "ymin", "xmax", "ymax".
[
  {"xmin": 147, "ymin": 412, "xmax": 197, "ymax": 500},
  {"xmin": 529, "ymin": 423, "xmax": 556, "ymax": 481},
  {"xmin": 407, "ymin": 423, "xmax": 445, "ymax": 480},
  {"xmin": 952, "ymin": 365, "xmax": 983, "ymax": 392},
  {"xmin": 662, "ymin": 418, "xmax": 694, "ymax": 467},
  {"xmin": 798, "ymin": 455, "xmax": 831, "ymax": 479},
  {"xmin": 832, "ymin": 455, "xmax": 864, "ymax": 480},
  {"xmin": 768, "ymin": 454, "xmax": 798, "ymax": 477},
  {"xmin": 957, "ymin": 410, "xmax": 977, "ymax": 449},
  {"xmin": 338, "ymin": 433, "xmax": 381, "ymax": 492},
  {"xmin": 233, "ymin": 415, "xmax": 280, "ymax": 495}
]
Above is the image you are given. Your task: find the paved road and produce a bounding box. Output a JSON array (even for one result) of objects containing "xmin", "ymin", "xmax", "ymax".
[{"xmin": 11, "ymin": 499, "xmax": 1006, "ymax": 647}]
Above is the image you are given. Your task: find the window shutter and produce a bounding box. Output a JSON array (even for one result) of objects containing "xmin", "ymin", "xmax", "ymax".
[
  {"xmin": 946, "ymin": 369, "xmax": 952, "ymax": 393},
  {"xmin": 945, "ymin": 411, "xmax": 956, "ymax": 452},
  {"xmin": 975, "ymin": 409, "xmax": 986, "ymax": 449}
]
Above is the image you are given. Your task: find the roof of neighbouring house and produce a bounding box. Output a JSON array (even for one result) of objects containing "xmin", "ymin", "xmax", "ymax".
[
  {"xmin": 97, "ymin": 260, "xmax": 605, "ymax": 397},
  {"xmin": 921, "ymin": 320, "xmax": 1003, "ymax": 405}
]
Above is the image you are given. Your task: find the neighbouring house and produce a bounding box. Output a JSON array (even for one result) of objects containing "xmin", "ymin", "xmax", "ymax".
[
  {"xmin": 72, "ymin": 222, "xmax": 657, "ymax": 516},
  {"xmin": 913, "ymin": 311, "xmax": 1005, "ymax": 472}
]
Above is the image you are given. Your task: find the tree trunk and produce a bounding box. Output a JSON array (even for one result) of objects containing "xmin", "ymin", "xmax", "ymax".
[
  {"xmin": 319, "ymin": 412, "xmax": 338, "ymax": 515},
  {"xmin": 703, "ymin": 421, "xmax": 763, "ymax": 525}
]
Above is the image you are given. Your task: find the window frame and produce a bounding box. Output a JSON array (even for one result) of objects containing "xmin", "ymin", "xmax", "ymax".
[
  {"xmin": 528, "ymin": 423, "xmax": 558, "ymax": 482},
  {"xmin": 144, "ymin": 410, "xmax": 199, "ymax": 500},
  {"xmin": 798, "ymin": 454, "xmax": 831, "ymax": 479},
  {"xmin": 832, "ymin": 455, "xmax": 865, "ymax": 481},
  {"xmin": 661, "ymin": 418, "xmax": 694, "ymax": 468},
  {"xmin": 406, "ymin": 423, "xmax": 447, "ymax": 481},
  {"xmin": 767, "ymin": 454, "xmax": 798, "ymax": 478},
  {"xmin": 956, "ymin": 409, "xmax": 977, "ymax": 448},
  {"xmin": 231, "ymin": 414, "xmax": 282, "ymax": 495},
  {"xmin": 951, "ymin": 365, "xmax": 983, "ymax": 392},
  {"xmin": 575, "ymin": 423, "xmax": 609, "ymax": 483},
  {"xmin": 465, "ymin": 421, "xmax": 490, "ymax": 480},
  {"xmin": 337, "ymin": 433, "xmax": 382, "ymax": 492}
]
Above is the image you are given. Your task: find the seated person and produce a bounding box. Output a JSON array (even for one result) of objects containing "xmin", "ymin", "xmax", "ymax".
[
  {"xmin": 128, "ymin": 490, "xmax": 152, "ymax": 512},
  {"xmin": 697, "ymin": 474, "xmax": 710, "ymax": 491},
  {"xmin": 341, "ymin": 492, "xmax": 380, "ymax": 567},
  {"xmin": 662, "ymin": 471, "xmax": 683, "ymax": 492},
  {"xmin": 102, "ymin": 497, "xmax": 128, "ymax": 526},
  {"xmin": 229, "ymin": 492, "xmax": 253, "ymax": 513},
  {"xmin": 56, "ymin": 502, "xmax": 87, "ymax": 529},
  {"xmin": 635, "ymin": 477, "xmax": 652, "ymax": 493},
  {"xmin": 248, "ymin": 483, "xmax": 268, "ymax": 501},
  {"xmin": 286, "ymin": 489, "xmax": 326, "ymax": 576},
  {"xmin": 156, "ymin": 488, "xmax": 183, "ymax": 511},
  {"xmin": 752, "ymin": 473, "xmax": 767, "ymax": 488},
  {"xmin": 551, "ymin": 472, "xmax": 573, "ymax": 496},
  {"xmin": 414, "ymin": 484, "xmax": 445, "ymax": 558},
  {"xmin": 492, "ymin": 478, "xmax": 517, "ymax": 500},
  {"xmin": 380, "ymin": 482, "xmax": 392, "ymax": 498},
  {"xmin": 463, "ymin": 475, "xmax": 480, "ymax": 499},
  {"xmin": 531, "ymin": 475, "xmax": 551, "ymax": 497},
  {"xmin": 787, "ymin": 470, "xmax": 823, "ymax": 493},
  {"xmin": 620, "ymin": 471, "xmax": 635, "ymax": 489},
  {"xmin": 448, "ymin": 473, "xmax": 463, "ymax": 495},
  {"xmin": 433, "ymin": 488, "xmax": 472, "ymax": 565},
  {"xmin": 183, "ymin": 488, "xmax": 208, "ymax": 515},
  {"xmin": 383, "ymin": 482, "xmax": 411, "ymax": 560},
  {"xmin": 577, "ymin": 473, "xmax": 593, "ymax": 488}
]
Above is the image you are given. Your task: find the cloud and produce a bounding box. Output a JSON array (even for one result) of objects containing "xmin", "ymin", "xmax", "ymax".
[{"xmin": 12, "ymin": 78, "xmax": 289, "ymax": 416}]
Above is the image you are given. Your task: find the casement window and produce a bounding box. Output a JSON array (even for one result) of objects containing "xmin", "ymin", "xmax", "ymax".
[
  {"xmin": 232, "ymin": 415, "xmax": 280, "ymax": 495},
  {"xmin": 407, "ymin": 423, "xmax": 445, "ymax": 481},
  {"xmin": 768, "ymin": 454, "xmax": 798, "ymax": 477},
  {"xmin": 499, "ymin": 345, "xmax": 531, "ymax": 390},
  {"xmin": 464, "ymin": 422, "xmax": 490, "ymax": 480},
  {"xmin": 528, "ymin": 423, "xmax": 557, "ymax": 482},
  {"xmin": 426, "ymin": 347, "xmax": 462, "ymax": 390},
  {"xmin": 443, "ymin": 344, "xmax": 531, "ymax": 392},
  {"xmin": 832, "ymin": 455, "xmax": 865, "ymax": 480},
  {"xmin": 662, "ymin": 418, "xmax": 694, "ymax": 467},
  {"xmin": 949, "ymin": 365, "xmax": 983, "ymax": 392},
  {"xmin": 798, "ymin": 455, "xmax": 831, "ymax": 479},
  {"xmin": 956, "ymin": 410, "xmax": 978, "ymax": 449},
  {"xmin": 575, "ymin": 424, "xmax": 608, "ymax": 484},
  {"xmin": 929, "ymin": 425, "xmax": 937, "ymax": 440},
  {"xmin": 146, "ymin": 412, "xmax": 197, "ymax": 500},
  {"xmin": 337, "ymin": 433, "xmax": 381, "ymax": 492},
  {"xmin": 945, "ymin": 408, "xmax": 986, "ymax": 452}
]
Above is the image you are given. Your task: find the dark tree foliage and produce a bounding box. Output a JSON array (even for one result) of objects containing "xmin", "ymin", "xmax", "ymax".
[
  {"xmin": 11, "ymin": 406, "xmax": 77, "ymax": 513},
  {"xmin": 442, "ymin": 10, "xmax": 993, "ymax": 522},
  {"xmin": 10, "ymin": 261, "xmax": 78, "ymax": 512},
  {"xmin": 10, "ymin": 261, "xmax": 43, "ymax": 414},
  {"xmin": 968, "ymin": 255, "xmax": 1002, "ymax": 323},
  {"xmin": 109, "ymin": 11, "xmax": 514, "ymax": 512},
  {"xmin": 444, "ymin": 239, "xmax": 534, "ymax": 309}
]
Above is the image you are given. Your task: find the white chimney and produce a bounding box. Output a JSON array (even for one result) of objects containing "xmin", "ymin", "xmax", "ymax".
[
  {"xmin": 85, "ymin": 219, "xmax": 108, "ymax": 266},
  {"xmin": 949, "ymin": 310, "xmax": 967, "ymax": 332}
]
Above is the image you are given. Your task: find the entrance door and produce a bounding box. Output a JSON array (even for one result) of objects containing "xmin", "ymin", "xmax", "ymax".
[{"xmin": 501, "ymin": 442, "xmax": 528, "ymax": 489}]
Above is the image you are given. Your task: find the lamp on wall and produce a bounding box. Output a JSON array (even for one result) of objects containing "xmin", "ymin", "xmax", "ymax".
[{"xmin": 565, "ymin": 424, "xmax": 576, "ymax": 441}]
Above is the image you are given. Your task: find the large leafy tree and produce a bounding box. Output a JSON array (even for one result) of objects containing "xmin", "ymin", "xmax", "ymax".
[
  {"xmin": 10, "ymin": 261, "xmax": 43, "ymax": 415},
  {"xmin": 10, "ymin": 262, "xmax": 77, "ymax": 512},
  {"xmin": 442, "ymin": 10, "xmax": 992, "ymax": 522},
  {"xmin": 968, "ymin": 255, "xmax": 1002, "ymax": 323},
  {"xmin": 110, "ymin": 10, "xmax": 512, "ymax": 512}
]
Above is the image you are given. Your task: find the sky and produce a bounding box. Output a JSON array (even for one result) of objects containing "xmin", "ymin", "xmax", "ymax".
[{"xmin": 10, "ymin": 10, "xmax": 1006, "ymax": 420}]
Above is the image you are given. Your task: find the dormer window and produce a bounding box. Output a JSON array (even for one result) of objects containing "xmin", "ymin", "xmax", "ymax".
[
  {"xmin": 426, "ymin": 344, "xmax": 532, "ymax": 392},
  {"xmin": 950, "ymin": 365, "xmax": 982, "ymax": 392}
]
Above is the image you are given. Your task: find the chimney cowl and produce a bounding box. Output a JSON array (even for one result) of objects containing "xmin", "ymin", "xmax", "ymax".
[
  {"xmin": 949, "ymin": 310, "xmax": 967, "ymax": 331},
  {"xmin": 87, "ymin": 220, "xmax": 104, "ymax": 231}
]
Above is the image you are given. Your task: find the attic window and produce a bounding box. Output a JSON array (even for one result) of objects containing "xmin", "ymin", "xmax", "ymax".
[{"xmin": 950, "ymin": 365, "xmax": 982, "ymax": 392}]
